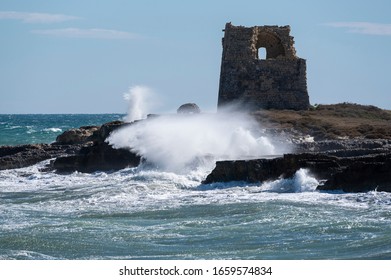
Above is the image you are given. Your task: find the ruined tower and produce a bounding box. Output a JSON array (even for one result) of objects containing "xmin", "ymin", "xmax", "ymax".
[{"xmin": 217, "ymin": 23, "xmax": 310, "ymax": 110}]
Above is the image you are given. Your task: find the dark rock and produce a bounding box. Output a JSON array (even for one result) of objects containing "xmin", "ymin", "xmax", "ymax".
[
  {"xmin": 203, "ymin": 153, "xmax": 340, "ymax": 184},
  {"xmin": 294, "ymin": 139, "xmax": 391, "ymax": 154},
  {"xmin": 52, "ymin": 121, "xmax": 140, "ymax": 173},
  {"xmin": 55, "ymin": 126, "xmax": 99, "ymax": 145},
  {"xmin": 0, "ymin": 144, "xmax": 80, "ymax": 170},
  {"xmin": 177, "ymin": 103, "xmax": 201, "ymax": 114},
  {"xmin": 203, "ymin": 152, "xmax": 391, "ymax": 193},
  {"xmin": 318, "ymin": 154, "xmax": 391, "ymax": 192},
  {"xmin": 53, "ymin": 142, "xmax": 140, "ymax": 173},
  {"xmin": 54, "ymin": 121, "xmax": 129, "ymax": 146},
  {"xmin": 89, "ymin": 121, "xmax": 128, "ymax": 144}
]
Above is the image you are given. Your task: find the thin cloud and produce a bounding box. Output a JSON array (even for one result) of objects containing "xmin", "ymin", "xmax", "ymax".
[
  {"xmin": 32, "ymin": 28, "xmax": 137, "ymax": 40},
  {"xmin": 325, "ymin": 22, "xmax": 391, "ymax": 36},
  {"xmin": 0, "ymin": 11, "xmax": 80, "ymax": 23}
]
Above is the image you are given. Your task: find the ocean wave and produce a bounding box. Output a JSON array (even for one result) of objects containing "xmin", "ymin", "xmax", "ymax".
[{"xmin": 5, "ymin": 125, "xmax": 22, "ymax": 130}]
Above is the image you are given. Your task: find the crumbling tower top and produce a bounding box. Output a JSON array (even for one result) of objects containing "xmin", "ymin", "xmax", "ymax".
[{"xmin": 218, "ymin": 23, "xmax": 310, "ymax": 111}]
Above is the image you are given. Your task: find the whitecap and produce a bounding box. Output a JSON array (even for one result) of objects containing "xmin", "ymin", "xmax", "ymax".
[
  {"xmin": 42, "ymin": 128, "xmax": 63, "ymax": 133},
  {"xmin": 6, "ymin": 125, "xmax": 22, "ymax": 130}
]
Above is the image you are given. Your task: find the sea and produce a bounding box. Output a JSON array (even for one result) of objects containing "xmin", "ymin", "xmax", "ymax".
[{"xmin": 1, "ymin": 114, "xmax": 391, "ymax": 260}]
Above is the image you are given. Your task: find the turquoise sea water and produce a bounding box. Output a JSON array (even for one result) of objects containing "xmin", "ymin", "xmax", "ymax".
[
  {"xmin": 1, "ymin": 114, "xmax": 391, "ymax": 260},
  {"xmin": 0, "ymin": 114, "xmax": 124, "ymax": 145}
]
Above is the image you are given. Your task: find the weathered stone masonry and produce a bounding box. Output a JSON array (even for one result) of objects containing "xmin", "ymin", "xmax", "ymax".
[{"xmin": 217, "ymin": 23, "xmax": 310, "ymax": 110}]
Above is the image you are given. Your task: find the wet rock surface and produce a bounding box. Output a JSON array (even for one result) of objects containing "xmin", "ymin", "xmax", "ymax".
[{"xmin": 204, "ymin": 140, "xmax": 391, "ymax": 193}]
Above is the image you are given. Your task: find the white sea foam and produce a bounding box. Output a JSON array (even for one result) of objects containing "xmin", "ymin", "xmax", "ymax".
[
  {"xmin": 42, "ymin": 127, "xmax": 62, "ymax": 133},
  {"xmin": 7, "ymin": 125, "xmax": 22, "ymax": 129},
  {"xmin": 1, "ymin": 159, "xmax": 391, "ymax": 231},
  {"xmin": 0, "ymin": 250, "xmax": 58, "ymax": 260},
  {"xmin": 26, "ymin": 126, "xmax": 36, "ymax": 134}
]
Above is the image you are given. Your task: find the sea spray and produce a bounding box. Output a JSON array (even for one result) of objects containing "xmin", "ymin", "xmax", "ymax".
[
  {"xmin": 123, "ymin": 85, "xmax": 159, "ymax": 122},
  {"xmin": 108, "ymin": 112, "xmax": 289, "ymax": 173},
  {"xmin": 258, "ymin": 168, "xmax": 319, "ymax": 193},
  {"xmin": 109, "ymin": 85, "xmax": 291, "ymax": 172},
  {"xmin": 293, "ymin": 169, "xmax": 319, "ymax": 192}
]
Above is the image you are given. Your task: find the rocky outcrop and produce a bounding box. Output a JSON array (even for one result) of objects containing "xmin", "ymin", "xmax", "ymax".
[
  {"xmin": 0, "ymin": 144, "xmax": 80, "ymax": 170},
  {"xmin": 203, "ymin": 152, "xmax": 391, "ymax": 192},
  {"xmin": 294, "ymin": 139, "xmax": 391, "ymax": 155},
  {"xmin": 203, "ymin": 153, "xmax": 339, "ymax": 185},
  {"xmin": 55, "ymin": 126, "xmax": 99, "ymax": 145},
  {"xmin": 52, "ymin": 142, "xmax": 140, "ymax": 173},
  {"xmin": 0, "ymin": 120, "xmax": 140, "ymax": 172},
  {"xmin": 52, "ymin": 121, "xmax": 140, "ymax": 173},
  {"xmin": 318, "ymin": 154, "xmax": 391, "ymax": 192},
  {"xmin": 177, "ymin": 103, "xmax": 201, "ymax": 114}
]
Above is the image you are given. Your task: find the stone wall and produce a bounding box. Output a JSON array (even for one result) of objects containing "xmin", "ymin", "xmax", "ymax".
[{"xmin": 217, "ymin": 23, "xmax": 310, "ymax": 110}]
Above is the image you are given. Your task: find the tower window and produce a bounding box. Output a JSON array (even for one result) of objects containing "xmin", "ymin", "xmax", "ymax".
[{"xmin": 258, "ymin": 47, "xmax": 267, "ymax": 60}]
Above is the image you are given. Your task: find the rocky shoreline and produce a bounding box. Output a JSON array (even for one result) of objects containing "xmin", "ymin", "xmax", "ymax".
[
  {"xmin": 0, "ymin": 120, "xmax": 141, "ymax": 173},
  {"xmin": 204, "ymin": 138, "xmax": 391, "ymax": 192},
  {"xmin": 203, "ymin": 150, "xmax": 391, "ymax": 193},
  {"xmin": 1, "ymin": 115, "xmax": 391, "ymax": 193}
]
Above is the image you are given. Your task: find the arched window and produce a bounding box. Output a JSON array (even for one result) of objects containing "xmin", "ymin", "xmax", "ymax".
[
  {"xmin": 256, "ymin": 31, "xmax": 285, "ymax": 59},
  {"xmin": 258, "ymin": 47, "xmax": 267, "ymax": 60}
]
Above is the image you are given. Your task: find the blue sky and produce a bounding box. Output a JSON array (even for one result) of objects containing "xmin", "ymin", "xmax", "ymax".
[{"xmin": 1, "ymin": 0, "xmax": 391, "ymax": 113}]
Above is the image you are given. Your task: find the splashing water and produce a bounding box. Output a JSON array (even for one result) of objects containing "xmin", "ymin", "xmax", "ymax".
[
  {"xmin": 258, "ymin": 168, "xmax": 319, "ymax": 193},
  {"xmin": 123, "ymin": 85, "xmax": 158, "ymax": 122},
  {"xmin": 109, "ymin": 86, "xmax": 290, "ymax": 172}
]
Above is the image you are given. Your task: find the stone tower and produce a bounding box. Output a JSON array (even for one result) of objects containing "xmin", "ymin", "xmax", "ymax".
[{"xmin": 217, "ymin": 23, "xmax": 310, "ymax": 110}]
